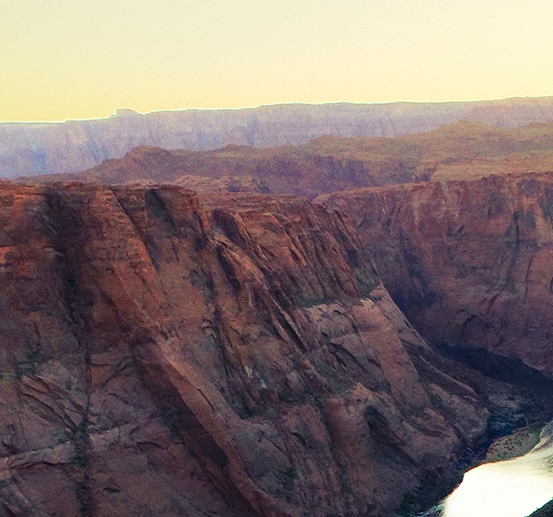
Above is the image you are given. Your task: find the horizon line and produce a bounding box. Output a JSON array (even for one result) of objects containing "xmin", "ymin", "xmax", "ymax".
[{"xmin": 2, "ymin": 94, "xmax": 552, "ymax": 125}]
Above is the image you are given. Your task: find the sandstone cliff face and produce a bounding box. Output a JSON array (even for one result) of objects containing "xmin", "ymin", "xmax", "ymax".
[
  {"xmin": 0, "ymin": 183, "xmax": 488, "ymax": 516},
  {"xmin": 2, "ymin": 96, "xmax": 553, "ymax": 178},
  {"xmin": 321, "ymin": 172, "xmax": 553, "ymax": 375}
]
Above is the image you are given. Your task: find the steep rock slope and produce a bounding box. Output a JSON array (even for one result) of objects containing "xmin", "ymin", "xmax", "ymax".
[
  {"xmin": 321, "ymin": 172, "xmax": 553, "ymax": 375},
  {"xmin": 2, "ymin": 96, "xmax": 553, "ymax": 178},
  {"xmin": 0, "ymin": 183, "xmax": 488, "ymax": 516}
]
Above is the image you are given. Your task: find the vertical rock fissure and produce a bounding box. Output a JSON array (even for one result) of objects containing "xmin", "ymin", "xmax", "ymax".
[{"xmin": 44, "ymin": 188, "xmax": 95, "ymax": 517}]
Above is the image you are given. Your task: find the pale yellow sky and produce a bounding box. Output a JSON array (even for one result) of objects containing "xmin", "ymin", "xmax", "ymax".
[{"xmin": 1, "ymin": 0, "xmax": 553, "ymax": 122}]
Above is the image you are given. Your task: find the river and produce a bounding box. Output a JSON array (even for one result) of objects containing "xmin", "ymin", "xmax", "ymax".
[{"xmin": 419, "ymin": 423, "xmax": 553, "ymax": 517}]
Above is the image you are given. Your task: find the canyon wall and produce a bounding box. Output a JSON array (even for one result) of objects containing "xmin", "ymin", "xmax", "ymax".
[
  {"xmin": 0, "ymin": 183, "xmax": 490, "ymax": 517},
  {"xmin": 2, "ymin": 96, "xmax": 553, "ymax": 178},
  {"xmin": 321, "ymin": 172, "xmax": 553, "ymax": 375}
]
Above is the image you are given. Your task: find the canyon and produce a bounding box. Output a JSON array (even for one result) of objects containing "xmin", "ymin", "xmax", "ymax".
[
  {"xmin": 2, "ymin": 112, "xmax": 553, "ymax": 516},
  {"xmin": 0, "ymin": 183, "xmax": 512, "ymax": 517},
  {"xmin": 3, "ymin": 96, "xmax": 553, "ymax": 179}
]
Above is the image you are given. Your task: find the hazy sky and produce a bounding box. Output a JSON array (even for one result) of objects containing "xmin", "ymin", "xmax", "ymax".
[{"xmin": 2, "ymin": 0, "xmax": 553, "ymax": 121}]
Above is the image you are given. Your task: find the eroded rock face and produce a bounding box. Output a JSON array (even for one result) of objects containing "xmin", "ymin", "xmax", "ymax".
[
  {"xmin": 321, "ymin": 172, "xmax": 553, "ymax": 375},
  {"xmin": 0, "ymin": 183, "xmax": 487, "ymax": 516}
]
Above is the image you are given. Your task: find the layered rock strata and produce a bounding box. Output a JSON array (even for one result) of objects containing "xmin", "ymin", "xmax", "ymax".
[
  {"xmin": 321, "ymin": 172, "xmax": 553, "ymax": 375},
  {"xmin": 2, "ymin": 96, "xmax": 553, "ymax": 178},
  {"xmin": 0, "ymin": 183, "xmax": 487, "ymax": 516}
]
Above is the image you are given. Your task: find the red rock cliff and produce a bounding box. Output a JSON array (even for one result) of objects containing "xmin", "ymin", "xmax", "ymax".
[
  {"xmin": 321, "ymin": 172, "xmax": 553, "ymax": 375},
  {"xmin": 0, "ymin": 183, "xmax": 487, "ymax": 516}
]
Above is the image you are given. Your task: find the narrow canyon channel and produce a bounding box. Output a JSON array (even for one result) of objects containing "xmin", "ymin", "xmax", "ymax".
[{"xmin": 420, "ymin": 424, "xmax": 553, "ymax": 517}]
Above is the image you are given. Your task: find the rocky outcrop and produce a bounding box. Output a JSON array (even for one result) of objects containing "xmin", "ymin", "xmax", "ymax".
[
  {"xmin": 2, "ymin": 96, "xmax": 553, "ymax": 178},
  {"xmin": 321, "ymin": 172, "xmax": 553, "ymax": 376},
  {"xmin": 0, "ymin": 183, "xmax": 491, "ymax": 516}
]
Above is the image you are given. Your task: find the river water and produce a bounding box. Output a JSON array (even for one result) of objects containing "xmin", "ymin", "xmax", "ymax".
[{"xmin": 420, "ymin": 426, "xmax": 553, "ymax": 517}]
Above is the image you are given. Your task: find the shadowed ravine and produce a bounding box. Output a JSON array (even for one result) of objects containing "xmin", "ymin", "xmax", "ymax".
[{"xmin": 321, "ymin": 172, "xmax": 553, "ymax": 516}]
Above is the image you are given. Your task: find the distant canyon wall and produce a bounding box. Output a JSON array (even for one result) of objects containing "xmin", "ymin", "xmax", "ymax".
[
  {"xmin": 321, "ymin": 172, "xmax": 553, "ymax": 375},
  {"xmin": 2, "ymin": 97, "xmax": 553, "ymax": 178}
]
